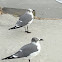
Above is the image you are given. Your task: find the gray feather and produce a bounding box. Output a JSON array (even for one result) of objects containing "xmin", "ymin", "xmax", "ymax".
[
  {"xmin": 14, "ymin": 43, "xmax": 38, "ymax": 58},
  {"xmin": 16, "ymin": 13, "xmax": 32, "ymax": 27}
]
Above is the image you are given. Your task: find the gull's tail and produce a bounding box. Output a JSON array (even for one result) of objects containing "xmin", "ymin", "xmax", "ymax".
[
  {"xmin": 2, "ymin": 55, "xmax": 15, "ymax": 60},
  {"xmin": 8, "ymin": 26, "xmax": 20, "ymax": 30}
]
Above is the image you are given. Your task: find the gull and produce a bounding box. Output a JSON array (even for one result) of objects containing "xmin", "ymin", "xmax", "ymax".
[
  {"xmin": 9, "ymin": 8, "xmax": 35, "ymax": 33},
  {"xmin": 2, "ymin": 37, "xmax": 43, "ymax": 62}
]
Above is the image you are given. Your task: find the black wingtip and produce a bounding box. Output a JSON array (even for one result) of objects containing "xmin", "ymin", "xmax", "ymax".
[
  {"xmin": 2, "ymin": 55, "xmax": 15, "ymax": 60},
  {"xmin": 2, "ymin": 58, "xmax": 4, "ymax": 60},
  {"xmin": 8, "ymin": 26, "xmax": 16, "ymax": 30},
  {"xmin": 2, "ymin": 58, "xmax": 8, "ymax": 60},
  {"xmin": 8, "ymin": 28, "xmax": 11, "ymax": 30},
  {"xmin": 8, "ymin": 26, "xmax": 21, "ymax": 30}
]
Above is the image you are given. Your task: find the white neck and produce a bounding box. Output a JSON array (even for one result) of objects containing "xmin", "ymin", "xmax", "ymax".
[
  {"xmin": 32, "ymin": 41, "xmax": 39, "ymax": 45},
  {"xmin": 32, "ymin": 41, "xmax": 41, "ymax": 51},
  {"xmin": 26, "ymin": 11, "xmax": 34, "ymax": 18}
]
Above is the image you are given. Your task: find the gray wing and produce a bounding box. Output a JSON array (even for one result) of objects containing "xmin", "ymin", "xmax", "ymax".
[
  {"xmin": 16, "ymin": 13, "xmax": 32, "ymax": 27},
  {"xmin": 14, "ymin": 43, "xmax": 38, "ymax": 58}
]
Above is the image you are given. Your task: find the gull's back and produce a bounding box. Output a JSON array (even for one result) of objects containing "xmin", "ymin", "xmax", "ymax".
[
  {"xmin": 14, "ymin": 43, "xmax": 38, "ymax": 58},
  {"xmin": 16, "ymin": 12, "xmax": 33, "ymax": 27}
]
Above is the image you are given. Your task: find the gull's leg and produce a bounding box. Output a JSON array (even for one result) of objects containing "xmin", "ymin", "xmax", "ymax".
[
  {"xmin": 29, "ymin": 59, "xmax": 30, "ymax": 62},
  {"xmin": 25, "ymin": 27, "xmax": 27, "ymax": 32},
  {"xmin": 25, "ymin": 26, "xmax": 31, "ymax": 33},
  {"xmin": 25, "ymin": 26, "xmax": 28, "ymax": 32},
  {"xmin": 26, "ymin": 26, "xmax": 31, "ymax": 33}
]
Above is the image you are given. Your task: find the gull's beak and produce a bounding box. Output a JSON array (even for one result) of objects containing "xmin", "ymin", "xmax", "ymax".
[
  {"xmin": 32, "ymin": 10, "xmax": 35, "ymax": 16},
  {"xmin": 33, "ymin": 10, "xmax": 35, "ymax": 11},
  {"xmin": 39, "ymin": 39, "xmax": 43, "ymax": 41}
]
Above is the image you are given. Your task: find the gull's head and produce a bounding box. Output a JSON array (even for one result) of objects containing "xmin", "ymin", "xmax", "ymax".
[
  {"xmin": 27, "ymin": 8, "xmax": 35, "ymax": 13},
  {"xmin": 31, "ymin": 37, "xmax": 43, "ymax": 43}
]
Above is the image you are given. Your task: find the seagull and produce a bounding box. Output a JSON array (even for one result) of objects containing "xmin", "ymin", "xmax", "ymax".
[
  {"xmin": 2, "ymin": 37, "xmax": 43, "ymax": 62},
  {"xmin": 9, "ymin": 8, "xmax": 35, "ymax": 33}
]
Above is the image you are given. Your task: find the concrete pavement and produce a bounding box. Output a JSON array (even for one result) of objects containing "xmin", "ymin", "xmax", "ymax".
[{"xmin": 0, "ymin": 14, "xmax": 62, "ymax": 62}]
